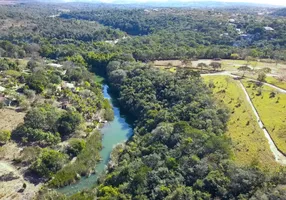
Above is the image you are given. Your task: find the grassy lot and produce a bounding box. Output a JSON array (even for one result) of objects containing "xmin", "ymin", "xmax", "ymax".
[
  {"xmin": 203, "ymin": 76, "xmax": 277, "ymax": 167},
  {"xmin": 242, "ymin": 80, "xmax": 286, "ymax": 155},
  {"xmin": 222, "ymin": 59, "xmax": 286, "ymax": 73},
  {"xmin": 265, "ymin": 76, "xmax": 286, "ymax": 90},
  {"xmin": 153, "ymin": 59, "xmax": 286, "ymax": 75},
  {"xmin": 0, "ymin": 109, "xmax": 25, "ymax": 131}
]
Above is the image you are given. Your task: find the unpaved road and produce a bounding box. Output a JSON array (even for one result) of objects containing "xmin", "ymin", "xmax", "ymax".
[
  {"xmin": 238, "ymin": 81, "xmax": 286, "ymax": 165},
  {"xmin": 202, "ymin": 72, "xmax": 286, "ymax": 165},
  {"xmin": 201, "ymin": 72, "xmax": 286, "ymax": 93}
]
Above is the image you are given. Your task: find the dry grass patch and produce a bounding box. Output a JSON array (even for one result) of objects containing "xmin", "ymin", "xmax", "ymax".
[{"xmin": 0, "ymin": 109, "xmax": 25, "ymax": 131}]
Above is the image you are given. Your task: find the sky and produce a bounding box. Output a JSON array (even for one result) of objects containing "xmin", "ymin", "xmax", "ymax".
[{"xmin": 94, "ymin": 0, "xmax": 286, "ymax": 6}]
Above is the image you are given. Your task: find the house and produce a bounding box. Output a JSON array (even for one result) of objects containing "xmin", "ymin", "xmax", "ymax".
[{"xmin": 264, "ymin": 26, "xmax": 274, "ymax": 31}]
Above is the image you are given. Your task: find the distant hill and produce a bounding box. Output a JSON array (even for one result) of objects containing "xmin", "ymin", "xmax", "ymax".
[
  {"xmin": 272, "ymin": 8, "xmax": 286, "ymax": 16},
  {"xmin": 7, "ymin": 0, "xmax": 281, "ymax": 8},
  {"xmin": 0, "ymin": 0, "xmax": 36, "ymax": 4}
]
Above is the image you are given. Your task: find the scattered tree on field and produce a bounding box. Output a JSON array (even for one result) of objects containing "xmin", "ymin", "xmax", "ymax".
[{"xmin": 209, "ymin": 62, "xmax": 221, "ymax": 71}]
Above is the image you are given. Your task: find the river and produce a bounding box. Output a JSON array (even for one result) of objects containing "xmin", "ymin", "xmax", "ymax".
[{"xmin": 57, "ymin": 84, "xmax": 133, "ymax": 196}]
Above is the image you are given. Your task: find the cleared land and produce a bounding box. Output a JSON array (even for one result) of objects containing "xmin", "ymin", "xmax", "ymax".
[
  {"xmin": 242, "ymin": 80, "xmax": 286, "ymax": 155},
  {"xmin": 203, "ymin": 76, "xmax": 277, "ymax": 167},
  {"xmin": 0, "ymin": 109, "xmax": 25, "ymax": 131},
  {"xmin": 0, "ymin": 160, "xmax": 40, "ymax": 200},
  {"xmin": 153, "ymin": 59, "xmax": 286, "ymax": 72},
  {"xmin": 154, "ymin": 59, "xmax": 286, "ymax": 89}
]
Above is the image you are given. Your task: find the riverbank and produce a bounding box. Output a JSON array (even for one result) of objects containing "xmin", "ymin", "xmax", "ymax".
[{"xmin": 56, "ymin": 85, "xmax": 133, "ymax": 196}]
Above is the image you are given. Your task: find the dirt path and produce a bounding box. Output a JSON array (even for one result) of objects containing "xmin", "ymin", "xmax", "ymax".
[
  {"xmin": 202, "ymin": 73, "xmax": 286, "ymax": 165},
  {"xmin": 238, "ymin": 81, "xmax": 286, "ymax": 165}
]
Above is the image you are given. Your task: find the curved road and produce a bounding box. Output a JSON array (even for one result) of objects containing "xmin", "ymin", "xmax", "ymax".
[{"xmin": 202, "ymin": 72, "xmax": 286, "ymax": 165}]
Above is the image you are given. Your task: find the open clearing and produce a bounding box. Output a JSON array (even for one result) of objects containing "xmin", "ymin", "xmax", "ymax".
[
  {"xmin": 154, "ymin": 59, "xmax": 286, "ymax": 90},
  {"xmin": 0, "ymin": 109, "xmax": 25, "ymax": 131},
  {"xmin": 0, "ymin": 160, "xmax": 40, "ymax": 200},
  {"xmin": 242, "ymin": 80, "xmax": 286, "ymax": 155},
  {"xmin": 203, "ymin": 76, "xmax": 278, "ymax": 167}
]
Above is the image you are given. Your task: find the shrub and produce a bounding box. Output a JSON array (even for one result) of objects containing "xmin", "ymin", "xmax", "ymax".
[
  {"xmin": 0, "ymin": 130, "xmax": 11, "ymax": 144},
  {"xmin": 57, "ymin": 111, "xmax": 82, "ymax": 137},
  {"xmin": 12, "ymin": 125, "xmax": 61, "ymax": 145},
  {"xmin": 67, "ymin": 138, "xmax": 86, "ymax": 157},
  {"xmin": 257, "ymin": 73, "xmax": 266, "ymax": 82},
  {"xmin": 30, "ymin": 149, "xmax": 68, "ymax": 178}
]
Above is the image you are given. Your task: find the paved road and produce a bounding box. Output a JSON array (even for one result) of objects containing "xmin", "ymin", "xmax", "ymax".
[{"xmin": 202, "ymin": 72, "xmax": 286, "ymax": 165}]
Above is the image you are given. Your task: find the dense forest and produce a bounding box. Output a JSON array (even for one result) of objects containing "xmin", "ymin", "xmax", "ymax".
[
  {"xmin": 0, "ymin": 2, "xmax": 286, "ymax": 200},
  {"xmin": 61, "ymin": 8, "xmax": 286, "ymax": 61}
]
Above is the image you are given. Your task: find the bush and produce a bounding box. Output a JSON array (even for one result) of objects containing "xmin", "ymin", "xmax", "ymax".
[
  {"xmin": 24, "ymin": 89, "xmax": 36, "ymax": 99},
  {"xmin": 26, "ymin": 71, "xmax": 48, "ymax": 93},
  {"xmin": 67, "ymin": 138, "xmax": 86, "ymax": 157},
  {"xmin": 30, "ymin": 149, "xmax": 68, "ymax": 178},
  {"xmin": 17, "ymin": 146, "xmax": 42, "ymax": 165},
  {"xmin": 0, "ymin": 130, "xmax": 11, "ymax": 144},
  {"xmin": 12, "ymin": 125, "xmax": 61, "ymax": 145},
  {"xmin": 0, "ymin": 101, "xmax": 4, "ymax": 109},
  {"xmin": 257, "ymin": 72, "xmax": 266, "ymax": 82},
  {"xmin": 57, "ymin": 111, "xmax": 82, "ymax": 137}
]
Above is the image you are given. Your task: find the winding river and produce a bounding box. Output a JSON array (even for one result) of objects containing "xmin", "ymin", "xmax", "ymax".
[{"xmin": 58, "ymin": 85, "xmax": 133, "ymax": 196}]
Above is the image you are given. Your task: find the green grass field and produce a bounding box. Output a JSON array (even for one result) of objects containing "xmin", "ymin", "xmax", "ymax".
[
  {"xmin": 203, "ymin": 76, "xmax": 277, "ymax": 167},
  {"xmin": 265, "ymin": 76, "xmax": 286, "ymax": 90},
  {"xmin": 242, "ymin": 80, "xmax": 286, "ymax": 155}
]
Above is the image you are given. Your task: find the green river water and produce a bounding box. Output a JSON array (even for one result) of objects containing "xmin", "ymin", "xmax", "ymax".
[{"xmin": 58, "ymin": 84, "xmax": 133, "ymax": 196}]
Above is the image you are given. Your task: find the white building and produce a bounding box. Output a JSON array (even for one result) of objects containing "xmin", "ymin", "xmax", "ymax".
[{"xmin": 264, "ymin": 26, "xmax": 274, "ymax": 31}]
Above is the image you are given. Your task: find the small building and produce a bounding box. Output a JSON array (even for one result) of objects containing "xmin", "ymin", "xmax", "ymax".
[
  {"xmin": 229, "ymin": 19, "xmax": 236, "ymax": 23},
  {"xmin": 264, "ymin": 26, "xmax": 274, "ymax": 31},
  {"xmin": 48, "ymin": 63, "xmax": 63, "ymax": 68}
]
